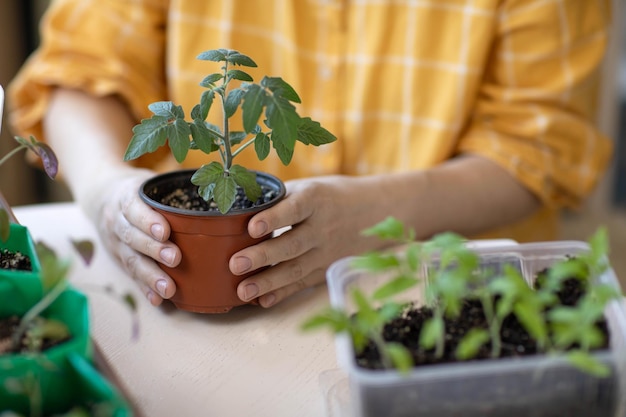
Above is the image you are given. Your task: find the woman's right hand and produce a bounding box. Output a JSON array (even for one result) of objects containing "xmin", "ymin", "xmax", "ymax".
[{"xmin": 86, "ymin": 169, "xmax": 181, "ymax": 306}]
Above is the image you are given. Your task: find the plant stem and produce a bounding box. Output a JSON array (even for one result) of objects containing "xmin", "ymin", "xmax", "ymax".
[
  {"xmin": 0, "ymin": 145, "xmax": 26, "ymax": 167},
  {"xmin": 221, "ymin": 62, "xmax": 233, "ymax": 171},
  {"xmin": 11, "ymin": 280, "xmax": 68, "ymax": 350},
  {"xmin": 231, "ymin": 136, "xmax": 257, "ymax": 159}
]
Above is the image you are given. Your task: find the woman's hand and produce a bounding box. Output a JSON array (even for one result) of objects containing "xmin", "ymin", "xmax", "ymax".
[
  {"xmin": 230, "ymin": 175, "xmax": 386, "ymax": 308},
  {"xmin": 91, "ymin": 170, "xmax": 181, "ymax": 306}
]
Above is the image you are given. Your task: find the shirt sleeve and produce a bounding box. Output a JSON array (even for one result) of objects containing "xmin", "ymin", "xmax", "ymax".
[
  {"xmin": 8, "ymin": 0, "xmax": 167, "ymax": 142},
  {"xmin": 457, "ymin": 0, "xmax": 613, "ymax": 209}
]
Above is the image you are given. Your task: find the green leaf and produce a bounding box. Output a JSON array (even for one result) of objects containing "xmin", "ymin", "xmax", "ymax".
[
  {"xmin": 227, "ymin": 69, "xmax": 253, "ymax": 82},
  {"xmin": 385, "ymin": 342, "xmax": 413, "ymax": 373},
  {"xmin": 361, "ymin": 217, "xmax": 406, "ymax": 241},
  {"xmin": 230, "ymin": 164, "xmax": 262, "ymax": 202},
  {"xmin": 225, "ymin": 88, "xmax": 245, "ymax": 118},
  {"xmin": 226, "ymin": 51, "xmax": 257, "ymax": 67},
  {"xmin": 200, "ymin": 90, "xmax": 215, "ymax": 120},
  {"xmin": 0, "ymin": 209, "xmax": 9, "ymax": 242},
  {"xmin": 301, "ymin": 308, "xmax": 350, "ymax": 333},
  {"xmin": 271, "ymin": 129, "xmax": 296, "ymax": 165},
  {"xmin": 420, "ymin": 317, "xmax": 444, "ymax": 350},
  {"xmin": 214, "ymin": 175, "xmax": 238, "ymax": 214},
  {"xmin": 190, "ymin": 120, "xmax": 219, "ymax": 154},
  {"xmin": 265, "ymin": 95, "xmax": 299, "ymax": 157},
  {"xmin": 197, "ymin": 49, "xmax": 228, "ymax": 62},
  {"xmin": 297, "ymin": 117, "xmax": 337, "ymax": 146},
  {"xmin": 36, "ymin": 242, "xmax": 71, "ymax": 292},
  {"xmin": 148, "ymin": 101, "xmax": 184, "ymax": 118},
  {"xmin": 567, "ymin": 350, "xmax": 611, "ymax": 378},
  {"xmin": 352, "ymin": 289, "xmax": 379, "ymax": 327},
  {"xmin": 123, "ymin": 116, "xmax": 170, "ymax": 161},
  {"xmin": 167, "ymin": 119, "xmax": 192, "ymax": 163},
  {"xmin": 372, "ymin": 276, "xmax": 419, "ymax": 301},
  {"xmin": 242, "ymin": 84, "xmax": 266, "ymax": 133},
  {"xmin": 261, "ymin": 76, "xmax": 301, "ymax": 103},
  {"xmin": 191, "ymin": 161, "xmax": 225, "ymax": 187},
  {"xmin": 514, "ymin": 301, "xmax": 548, "ymax": 346},
  {"xmin": 351, "ymin": 252, "xmax": 400, "ymax": 272},
  {"xmin": 254, "ymin": 132, "xmax": 270, "ymax": 160},
  {"xmin": 456, "ymin": 328, "xmax": 490, "ymax": 360},
  {"xmin": 199, "ymin": 73, "xmax": 223, "ymax": 88}
]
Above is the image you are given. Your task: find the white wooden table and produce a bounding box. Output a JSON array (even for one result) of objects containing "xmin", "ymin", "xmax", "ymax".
[{"xmin": 14, "ymin": 203, "xmax": 344, "ymax": 417}]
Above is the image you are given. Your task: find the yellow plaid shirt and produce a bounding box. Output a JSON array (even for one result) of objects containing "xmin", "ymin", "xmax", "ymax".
[{"xmin": 8, "ymin": 0, "xmax": 613, "ymax": 242}]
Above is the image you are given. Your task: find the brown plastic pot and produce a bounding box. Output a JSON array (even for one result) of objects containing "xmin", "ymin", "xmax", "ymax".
[{"xmin": 139, "ymin": 169, "xmax": 286, "ymax": 313}]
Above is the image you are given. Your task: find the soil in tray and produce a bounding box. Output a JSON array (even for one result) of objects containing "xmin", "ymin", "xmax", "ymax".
[
  {"xmin": 0, "ymin": 315, "xmax": 70, "ymax": 355},
  {"xmin": 356, "ymin": 277, "xmax": 610, "ymax": 369},
  {"xmin": 0, "ymin": 248, "xmax": 32, "ymax": 271}
]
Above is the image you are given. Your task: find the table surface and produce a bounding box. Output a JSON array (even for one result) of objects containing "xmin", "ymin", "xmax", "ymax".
[{"xmin": 14, "ymin": 202, "xmax": 345, "ymax": 417}]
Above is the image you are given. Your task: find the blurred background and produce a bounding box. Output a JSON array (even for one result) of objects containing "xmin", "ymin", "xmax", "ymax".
[{"xmin": 0, "ymin": 1, "xmax": 625, "ymax": 283}]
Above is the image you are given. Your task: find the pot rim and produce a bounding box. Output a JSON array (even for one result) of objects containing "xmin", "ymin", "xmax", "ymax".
[{"xmin": 139, "ymin": 168, "xmax": 286, "ymax": 217}]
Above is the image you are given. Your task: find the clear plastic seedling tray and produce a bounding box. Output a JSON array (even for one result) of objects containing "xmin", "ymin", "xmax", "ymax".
[{"xmin": 326, "ymin": 241, "xmax": 626, "ymax": 417}]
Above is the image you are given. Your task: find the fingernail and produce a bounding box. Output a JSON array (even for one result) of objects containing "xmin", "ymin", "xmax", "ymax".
[
  {"xmin": 251, "ymin": 221, "xmax": 268, "ymax": 237},
  {"xmin": 232, "ymin": 256, "xmax": 252, "ymax": 274},
  {"xmin": 243, "ymin": 284, "xmax": 259, "ymax": 300},
  {"xmin": 156, "ymin": 279, "xmax": 168, "ymax": 297},
  {"xmin": 262, "ymin": 293, "xmax": 276, "ymax": 307},
  {"xmin": 160, "ymin": 248, "xmax": 175, "ymax": 265},
  {"xmin": 151, "ymin": 224, "xmax": 164, "ymax": 240}
]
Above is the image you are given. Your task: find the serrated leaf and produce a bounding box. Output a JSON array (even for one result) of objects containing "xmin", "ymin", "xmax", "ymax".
[
  {"xmin": 214, "ymin": 176, "xmax": 238, "ymax": 213},
  {"xmin": 197, "ymin": 49, "xmax": 228, "ymax": 62},
  {"xmin": 225, "ymin": 88, "xmax": 245, "ymax": 118},
  {"xmin": 271, "ymin": 129, "xmax": 296, "ymax": 165},
  {"xmin": 227, "ymin": 69, "xmax": 253, "ymax": 82},
  {"xmin": 261, "ymin": 76, "xmax": 301, "ymax": 103},
  {"xmin": 242, "ymin": 84, "xmax": 266, "ymax": 133},
  {"xmin": 124, "ymin": 116, "xmax": 170, "ymax": 161},
  {"xmin": 200, "ymin": 73, "xmax": 223, "ymax": 88},
  {"xmin": 265, "ymin": 95, "xmax": 299, "ymax": 155},
  {"xmin": 148, "ymin": 101, "xmax": 184, "ymax": 118},
  {"xmin": 167, "ymin": 119, "xmax": 192, "ymax": 163},
  {"xmin": 191, "ymin": 161, "xmax": 225, "ymax": 187},
  {"xmin": 200, "ymin": 90, "xmax": 215, "ymax": 120},
  {"xmin": 190, "ymin": 119, "xmax": 219, "ymax": 154},
  {"xmin": 230, "ymin": 164, "xmax": 262, "ymax": 202},
  {"xmin": 297, "ymin": 117, "xmax": 337, "ymax": 146},
  {"xmin": 226, "ymin": 52, "xmax": 257, "ymax": 67},
  {"xmin": 255, "ymin": 132, "xmax": 270, "ymax": 160}
]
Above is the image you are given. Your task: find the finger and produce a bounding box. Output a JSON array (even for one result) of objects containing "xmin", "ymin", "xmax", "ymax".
[
  {"xmin": 230, "ymin": 224, "xmax": 317, "ymax": 275},
  {"xmin": 258, "ymin": 269, "xmax": 326, "ymax": 308},
  {"xmin": 120, "ymin": 189, "xmax": 172, "ymax": 242},
  {"xmin": 247, "ymin": 191, "xmax": 314, "ymax": 238},
  {"xmin": 113, "ymin": 206, "xmax": 182, "ymax": 268},
  {"xmin": 236, "ymin": 246, "xmax": 321, "ymax": 301},
  {"xmin": 115, "ymin": 239, "xmax": 177, "ymax": 303}
]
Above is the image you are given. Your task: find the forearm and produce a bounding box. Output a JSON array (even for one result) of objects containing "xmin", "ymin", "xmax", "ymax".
[
  {"xmin": 43, "ymin": 88, "xmax": 148, "ymax": 218},
  {"xmin": 349, "ymin": 154, "xmax": 540, "ymax": 242}
]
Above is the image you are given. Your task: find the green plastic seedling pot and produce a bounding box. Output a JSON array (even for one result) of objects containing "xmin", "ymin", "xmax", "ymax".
[
  {"xmin": 0, "ymin": 287, "xmax": 93, "ymax": 414},
  {"xmin": 0, "ymin": 223, "xmax": 44, "ymax": 316}
]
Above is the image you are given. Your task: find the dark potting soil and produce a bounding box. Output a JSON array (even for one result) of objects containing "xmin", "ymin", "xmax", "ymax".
[
  {"xmin": 0, "ymin": 248, "xmax": 32, "ymax": 271},
  {"xmin": 0, "ymin": 315, "xmax": 70, "ymax": 355},
  {"xmin": 147, "ymin": 183, "xmax": 279, "ymax": 212},
  {"xmin": 356, "ymin": 277, "xmax": 609, "ymax": 370}
]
